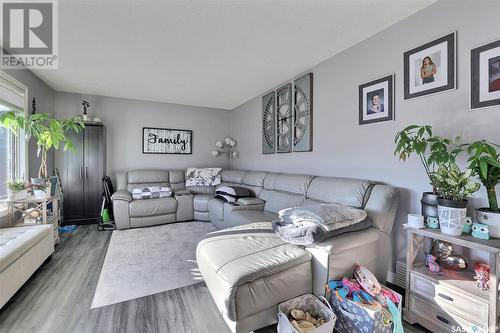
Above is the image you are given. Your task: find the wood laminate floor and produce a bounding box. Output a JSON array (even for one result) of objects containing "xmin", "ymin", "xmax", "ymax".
[{"xmin": 0, "ymin": 225, "xmax": 429, "ymax": 333}]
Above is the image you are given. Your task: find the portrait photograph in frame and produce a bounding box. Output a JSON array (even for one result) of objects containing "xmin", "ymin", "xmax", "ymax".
[
  {"xmin": 359, "ymin": 74, "xmax": 394, "ymax": 125},
  {"xmin": 471, "ymin": 38, "xmax": 500, "ymax": 110},
  {"xmin": 404, "ymin": 32, "xmax": 456, "ymax": 100}
]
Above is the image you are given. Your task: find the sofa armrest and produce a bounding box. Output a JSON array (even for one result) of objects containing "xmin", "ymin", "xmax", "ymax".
[
  {"xmin": 364, "ymin": 184, "xmax": 399, "ymax": 235},
  {"xmin": 111, "ymin": 190, "xmax": 132, "ymax": 202},
  {"xmin": 174, "ymin": 189, "xmax": 192, "ymax": 196},
  {"xmin": 236, "ymin": 197, "xmax": 265, "ymax": 206}
]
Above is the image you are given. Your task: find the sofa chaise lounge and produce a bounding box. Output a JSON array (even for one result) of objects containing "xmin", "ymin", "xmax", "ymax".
[{"xmin": 111, "ymin": 169, "xmax": 399, "ymax": 333}]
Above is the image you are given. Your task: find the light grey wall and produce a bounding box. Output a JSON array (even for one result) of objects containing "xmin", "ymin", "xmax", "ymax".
[
  {"xmin": 229, "ymin": 0, "xmax": 500, "ymax": 276},
  {"xmin": 54, "ymin": 92, "xmax": 231, "ymax": 181}
]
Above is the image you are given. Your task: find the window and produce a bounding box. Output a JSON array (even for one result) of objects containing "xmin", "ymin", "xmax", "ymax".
[{"xmin": 0, "ymin": 72, "xmax": 27, "ymax": 215}]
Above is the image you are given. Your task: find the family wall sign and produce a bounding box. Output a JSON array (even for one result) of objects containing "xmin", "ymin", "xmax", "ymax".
[{"xmin": 142, "ymin": 127, "xmax": 192, "ymax": 154}]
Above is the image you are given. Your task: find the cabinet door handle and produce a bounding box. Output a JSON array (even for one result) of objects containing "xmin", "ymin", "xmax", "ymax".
[
  {"xmin": 436, "ymin": 315, "xmax": 450, "ymax": 325},
  {"xmin": 80, "ymin": 166, "xmax": 83, "ymax": 179},
  {"xmin": 85, "ymin": 166, "xmax": 88, "ymax": 179},
  {"xmin": 437, "ymin": 293, "xmax": 454, "ymax": 302}
]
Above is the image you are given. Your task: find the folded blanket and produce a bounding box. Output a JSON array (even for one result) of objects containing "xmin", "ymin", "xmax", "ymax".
[{"xmin": 272, "ymin": 203, "xmax": 371, "ymax": 245}]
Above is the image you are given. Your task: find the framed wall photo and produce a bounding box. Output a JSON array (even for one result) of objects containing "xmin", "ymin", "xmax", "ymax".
[
  {"xmin": 404, "ymin": 32, "xmax": 456, "ymax": 100},
  {"xmin": 142, "ymin": 127, "xmax": 192, "ymax": 154},
  {"xmin": 359, "ymin": 74, "xmax": 394, "ymax": 125},
  {"xmin": 471, "ymin": 39, "xmax": 500, "ymax": 110}
]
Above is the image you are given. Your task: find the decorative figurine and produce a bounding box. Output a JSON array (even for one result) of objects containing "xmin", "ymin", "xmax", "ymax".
[
  {"xmin": 82, "ymin": 100, "xmax": 90, "ymax": 122},
  {"xmin": 463, "ymin": 217, "xmax": 473, "ymax": 234},
  {"xmin": 425, "ymin": 254, "xmax": 441, "ymax": 273},
  {"xmin": 431, "ymin": 240, "xmax": 469, "ymax": 271},
  {"xmin": 426, "ymin": 217, "xmax": 439, "ymax": 229},
  {"xmin": 472, "ymin": 223, "xmax": 490, "ymax": 240},
  {"xmin": 474, "ymin": 263, "xmax": 490, "ymax": 291}
]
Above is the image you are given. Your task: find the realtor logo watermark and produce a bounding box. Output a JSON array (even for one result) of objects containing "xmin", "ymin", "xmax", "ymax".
[{"xmin": 1, "ymin": 0, "xmax": 58, "ymax": 69}]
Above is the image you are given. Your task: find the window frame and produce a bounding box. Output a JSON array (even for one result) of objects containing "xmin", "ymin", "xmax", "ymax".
[{"xmin": 0, "ymin": 70, "xmax": 28, "ymax": 217}]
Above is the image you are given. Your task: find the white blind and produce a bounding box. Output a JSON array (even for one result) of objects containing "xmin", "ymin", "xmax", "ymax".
[{"xmin": 0, "ymin": 74, "xmax": 25, "ymax": 110}]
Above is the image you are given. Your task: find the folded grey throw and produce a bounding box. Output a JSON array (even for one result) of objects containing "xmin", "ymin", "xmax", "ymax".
[{"xmin": 272, "ymin": 203, "xmax": 371, "ymax": 245}]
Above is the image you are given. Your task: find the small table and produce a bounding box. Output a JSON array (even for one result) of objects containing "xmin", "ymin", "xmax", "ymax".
[{"xmin": 8, "ymin": 195, "xmax": 61, "ymax": 244}]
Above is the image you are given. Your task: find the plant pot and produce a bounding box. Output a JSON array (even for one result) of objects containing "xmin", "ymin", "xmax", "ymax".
[
  {"xmin": 437, "ymin": 198, "xmax": 468, "ymax": 236},
  {"xmin": 8, "ymin": 189, "xmax": 27, "ymax": 201},
  {"xmin": 31, "ymin": 177, "xmax": 46, "ymax": 185},
  {"xmin": 34, "ymin": 189, "xmax": 48, "ymax": 199},
  {"xmin": 476, "ymin": 208, "xmax": 500, "ymax": 238},
  {"xmin": 421, "ymin": 192, "xmax": 438, "ymax": 218}
]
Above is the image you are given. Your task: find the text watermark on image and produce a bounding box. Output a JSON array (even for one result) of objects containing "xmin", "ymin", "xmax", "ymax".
[{"xmin": 1, "ymin": 0, "xmax": 58, "ymax": 69}]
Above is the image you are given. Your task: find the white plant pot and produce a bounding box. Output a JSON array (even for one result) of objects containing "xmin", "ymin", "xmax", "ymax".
[
  {"xmin": 34, "ymin": 189, "xmax": 48, "ymax": 199},
  {"xmin": 438, "ymin": 204, "xmax": 467, "ymax": 236},
  {"xmin": 9, "ymin": 189, "xmax": 27, "ymax": 201},
  {"xmin": 476, "ymin": 208, "xmax": 500, "ymax": 238}
]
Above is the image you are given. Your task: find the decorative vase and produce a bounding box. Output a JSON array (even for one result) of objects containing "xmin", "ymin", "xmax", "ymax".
[
  {"xmin": 421, "ymin": 192, "xmax": 438, "ymax": 218},
  {"xmin": 34, "ymin": 189, "xmax": 48, "ymax": 199},
  {"xmin": 476, "ymin": 208, "xmax": 500, "ymax": 238},
  {"xmin": 9, "ymin": 189, "xmax": 27, "ymax": 201},
  {"xmin": 437, "ymin": 198, "xmax": 468, "ymax": 236},
  {"xmin": 31, "ymin": 177, "xmax": 46, "ymax": 185}
]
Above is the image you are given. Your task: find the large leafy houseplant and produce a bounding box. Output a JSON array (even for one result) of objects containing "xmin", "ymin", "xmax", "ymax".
[
  {"xmin": 430, "ymin": 162, "xmax": 480, "ymax": 201},
  {"xmin": 394, "ymin": 125, "xmax": 460, "ymax": 192},
  {"xmin": 464, "ymin": 140, "xmax": 500, "ymax": 237},
  {"xmin": 0, "ymin": 111, "xmax": 84, "ymax": 179}
]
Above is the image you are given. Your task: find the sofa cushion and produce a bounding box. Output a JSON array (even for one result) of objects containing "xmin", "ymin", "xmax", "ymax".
[
  {"xmin": 242, "ymin": 171, "xmax": 267, "ymax": 187},
  {"xmin": 0, "ymin": 226, "xmax": 52, "ymax": 272},
  {"xmin": 264, "ymin": 173, "xmax": 313, "ymax": 196},
  {"xmin": 197, "ymin": 224, "xmax": 312, "ymax": 321},
  {"xmin": 221, "ymin": 170, "xmax": 246, "ymax": 183},
  {"xmin": 169, "ymin": 170, "xmax": 186, "ymax": 191},
  {"xmin": 223, "ymin": 209, "xmax": 278, "ymax": 227},
  {"xmin": 259, "ymin": 189, "xmax": 305, "ymax": 214},
  {"xmin": 194, "ymin": 194, "xmax": 214, "ymax": 212},
  {"xmin": 306, "ymin": 177, "xmax": 374, "ymax": 208},
  {"xmin": 129, "ymin": 197, "xmax": 177, "ymax": 217},
  {"xmin": 208, "ymin": 198, "xmax": 224, "ymax": 220}
]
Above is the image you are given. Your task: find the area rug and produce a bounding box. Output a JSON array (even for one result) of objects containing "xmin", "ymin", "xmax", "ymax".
[{"xmin": 91, "ymin": 221, "xmax": 217, "ymax": 308}]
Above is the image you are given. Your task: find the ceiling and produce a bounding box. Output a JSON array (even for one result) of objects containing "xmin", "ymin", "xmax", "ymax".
[{"xmin": 30, "ymin": 0, "xmax": 435, "ymax": 110}]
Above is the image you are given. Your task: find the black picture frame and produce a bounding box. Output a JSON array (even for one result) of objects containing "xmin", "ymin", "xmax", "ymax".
[
  {"xmin": 359, "ymin": 74, "xmax": 394, "ymax": 125},
  {"xmin": 404, "ymin": 32, "xmax": 456, "ymax": 100},
  {"xmin": 142, "ymin": 127, "xmax": 193, "ymax": 154},
  {"xmin": 471, "ymin": 39, "xmax": 500, "ymax": 110}
]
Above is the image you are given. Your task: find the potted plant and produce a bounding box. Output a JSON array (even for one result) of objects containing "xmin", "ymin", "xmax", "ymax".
[
  {"xmin": 30, "ymin": 181, "xmax": 50, "ymax": 199},
  {"xmin": 464, "ymin": 140, "xmax": 500, "ymax": 237},
  {"xmin": 0, "ymin": 111, "xmax": 84, "ymax": 189},
  {"xmin": 394, "ymin": 125, "xmax": 460, "ymax": 218},
  {"xmin": 430, "ymin": 162, "xmax": 480, "ymax": 236},
  {"xmin": 6, "ymin": 180, "xmax": 27, "ymax": 200}
]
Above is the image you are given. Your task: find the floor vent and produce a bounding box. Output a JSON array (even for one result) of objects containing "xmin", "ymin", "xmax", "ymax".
[{"xmin": 395, "ymin": 261, "xmax": 407, "ymax": 288}]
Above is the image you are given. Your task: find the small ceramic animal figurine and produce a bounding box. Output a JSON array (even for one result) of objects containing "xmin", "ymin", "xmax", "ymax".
[
  {"xmin": 463, "ymin": 217, "xmax": 473, "ymax": 234},
  {"xmin": 474, "ymin": 263, "xmax": 490, "ymax": 291},
  {"xmin": 426, "ymin": 217, "xmax": 439, "ymax": 229},
  {"xmin": 472, "ymin": 223, "xmax": 490, "ymax": 240},
  {"xmin": 425, "ymin": 254, "xmax": 441, "ymax": 273}
]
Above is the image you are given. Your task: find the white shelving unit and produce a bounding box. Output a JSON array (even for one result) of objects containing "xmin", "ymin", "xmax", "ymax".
[{"xmin": 404, "ymin": 226, "xmax": 500, "ymax": 333}]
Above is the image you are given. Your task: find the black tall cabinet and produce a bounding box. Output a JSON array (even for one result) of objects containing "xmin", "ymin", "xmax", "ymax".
[{"xmin": 62, "ymin": 124, "xmax": 105, "ymax": 224}]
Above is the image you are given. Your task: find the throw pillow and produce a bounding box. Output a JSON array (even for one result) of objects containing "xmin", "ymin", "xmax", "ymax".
[
  {"xmin": 185, "ymin": 168, "xmax": 222, "ymax": 187},
  {"xmin": 132, "ymin": 186, "xmax": 172, "ymax": 200},
  {"xmin": 215, "ymin": 186, "xmax": 253, "ymax": 198}
]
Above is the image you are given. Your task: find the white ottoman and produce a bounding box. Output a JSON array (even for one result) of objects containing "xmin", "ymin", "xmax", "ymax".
[{"xmin": 0, "ymin": 225, "xmax": 54, "ymax": 308}]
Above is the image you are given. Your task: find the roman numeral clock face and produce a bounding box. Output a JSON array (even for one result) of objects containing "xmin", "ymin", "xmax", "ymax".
[
  {"xmin": 293, "ymin": 86, "xmax": 310, "ymax": 145},
  {"xmin": 276, "ymin": 84, "xmax": 292, "ymax": 153}
]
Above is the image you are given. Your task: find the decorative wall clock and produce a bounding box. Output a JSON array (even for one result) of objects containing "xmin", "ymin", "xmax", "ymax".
[
  {"xmin": 293, "ymin": 73, "xmax": 313, "ymax": 152},
  {"xmin": 262, "ymin": 91, "xmax": 275, "ymax": 154},
  {"xmin": 276, "ymin": 83, "xmax": 293, "ymax": 153}
]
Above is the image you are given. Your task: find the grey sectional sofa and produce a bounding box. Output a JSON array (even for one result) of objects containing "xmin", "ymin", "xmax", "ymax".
[{"xmin": 111, "ymin": 168, "xmax": 399, "ymax": 333}]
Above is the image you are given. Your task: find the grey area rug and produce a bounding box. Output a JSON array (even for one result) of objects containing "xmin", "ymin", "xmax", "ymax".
[{"xmin": 91, "ymin": 221, "xmax": 217, "ymax": 308}]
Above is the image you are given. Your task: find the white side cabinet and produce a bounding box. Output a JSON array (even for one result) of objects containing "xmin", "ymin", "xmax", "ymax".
[{"xmin": 404, "ymin": 227, "xmax": 500, "ymax": 333}]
